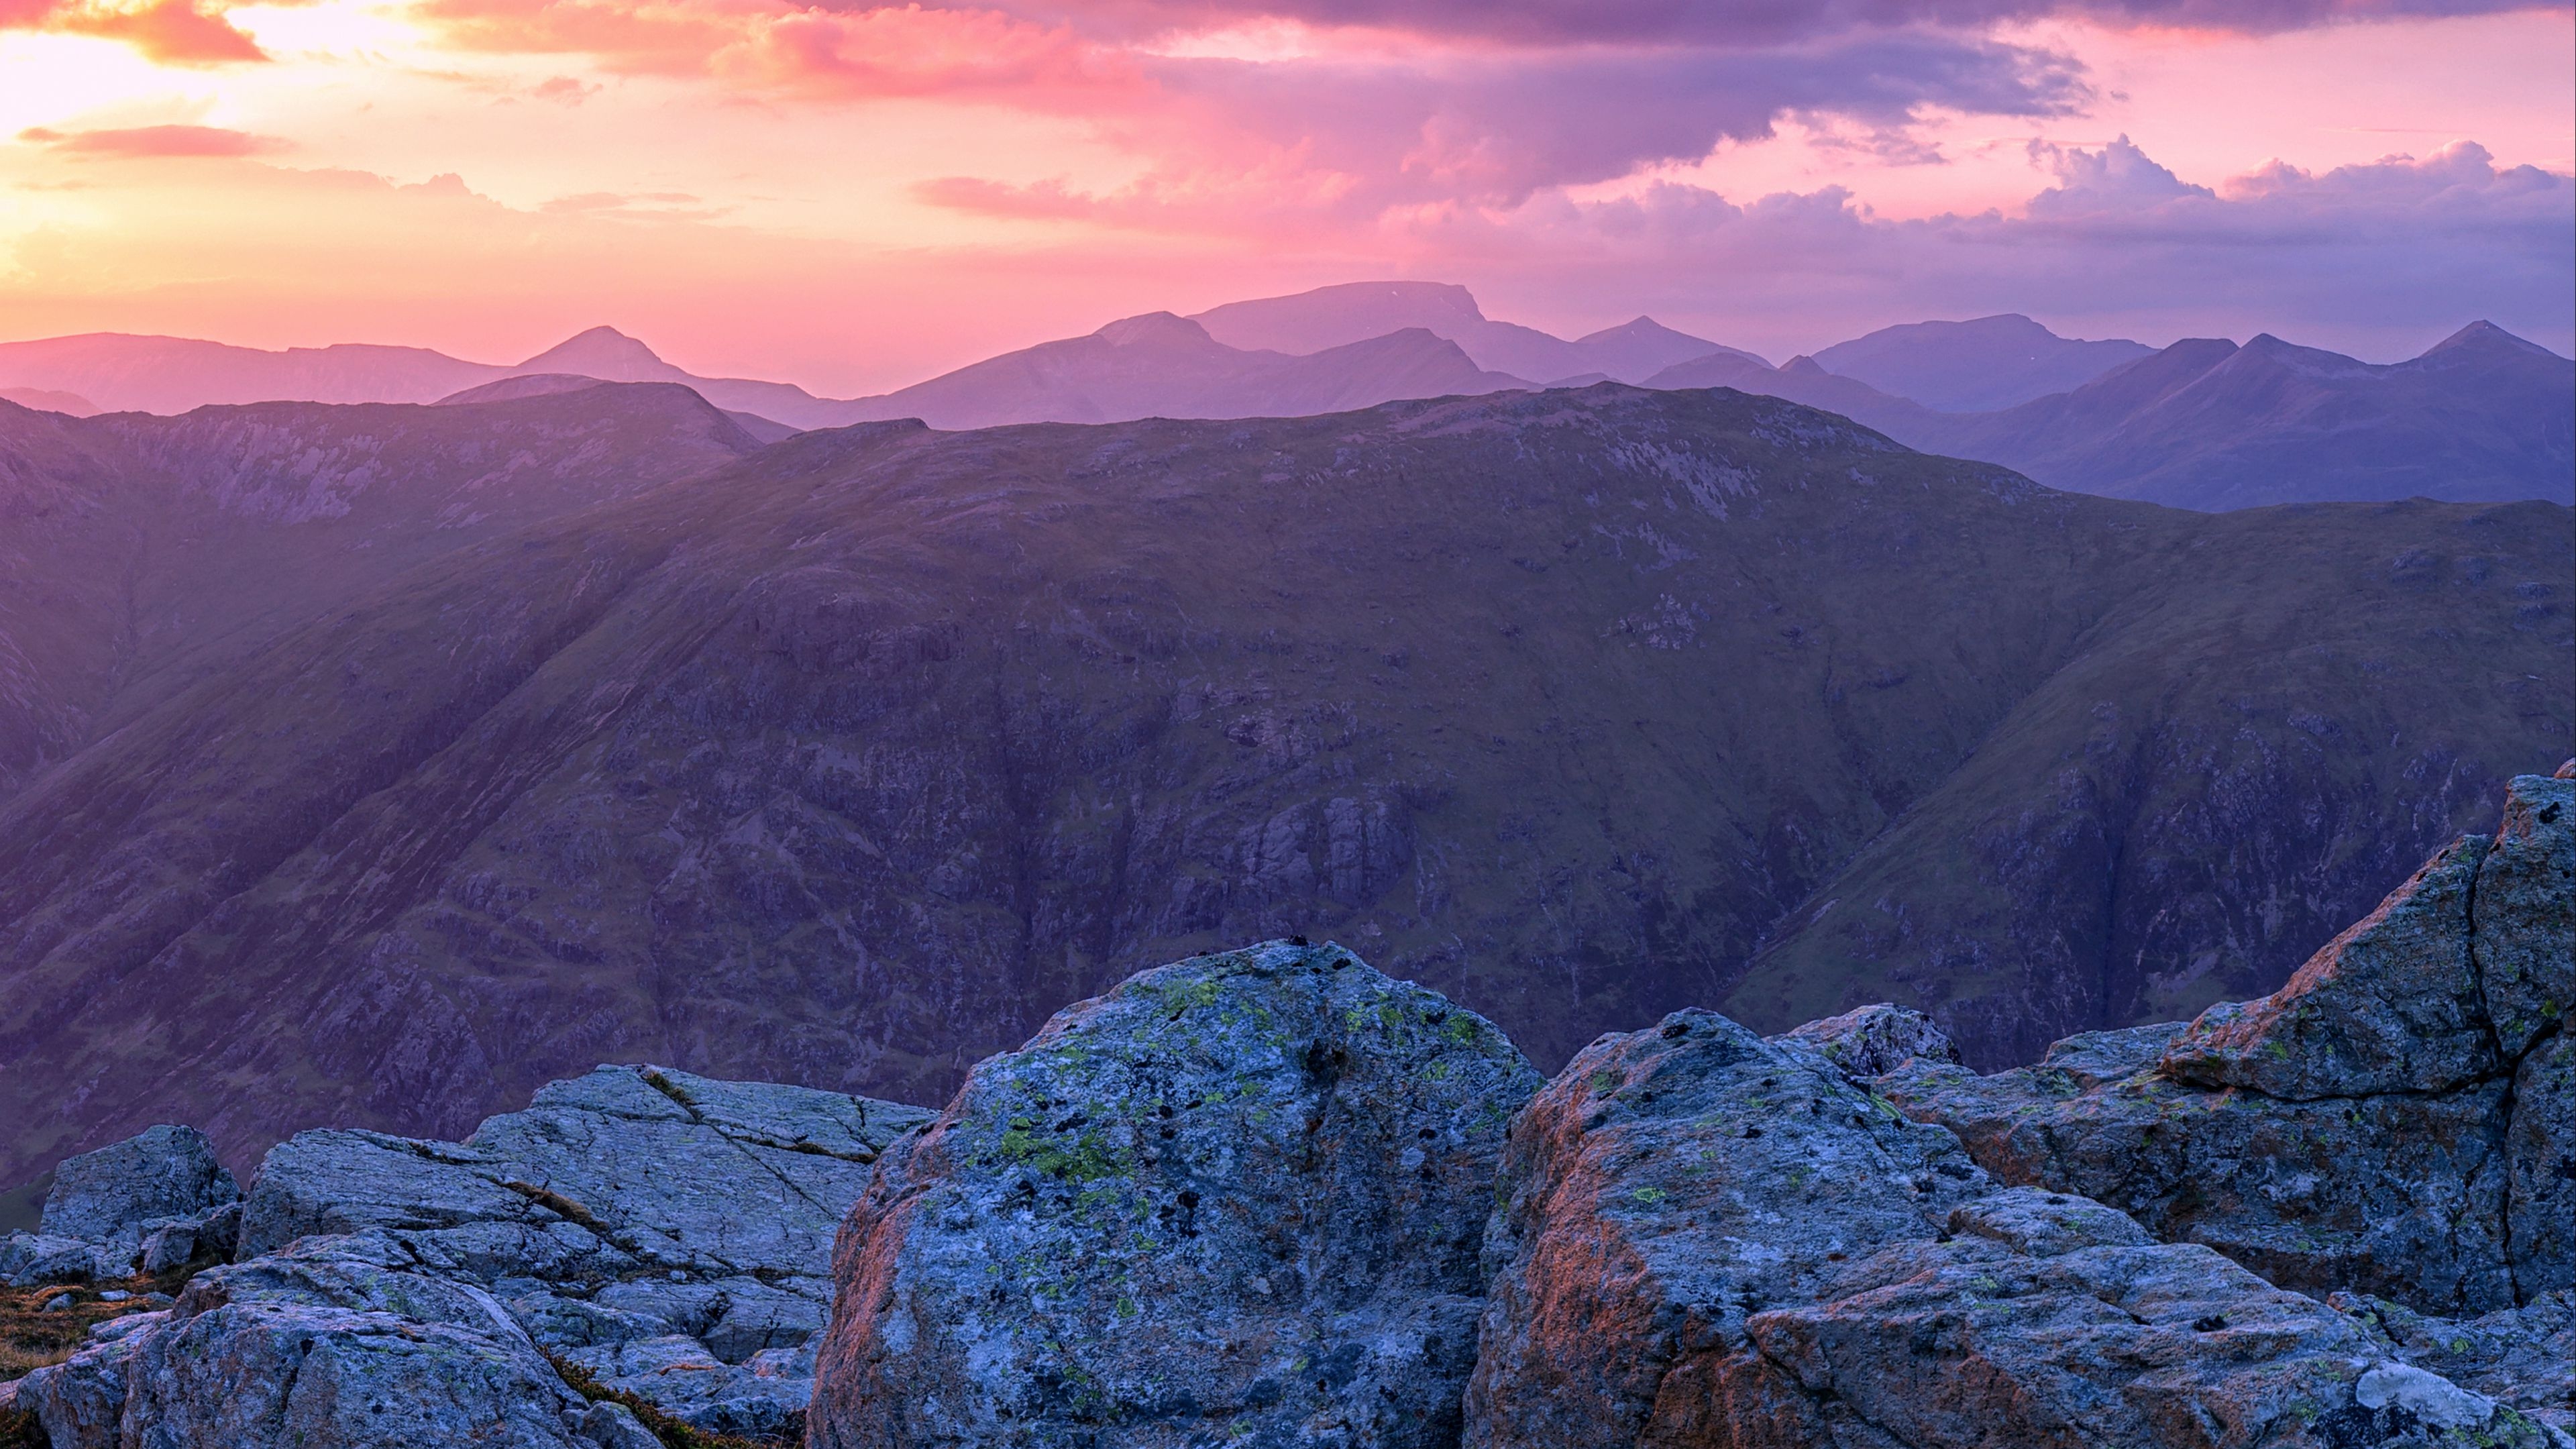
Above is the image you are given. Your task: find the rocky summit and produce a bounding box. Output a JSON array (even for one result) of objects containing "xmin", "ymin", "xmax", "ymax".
[{"xmin": 3, "ymin": 769, "xmax": 2570, "ymax": 1447}]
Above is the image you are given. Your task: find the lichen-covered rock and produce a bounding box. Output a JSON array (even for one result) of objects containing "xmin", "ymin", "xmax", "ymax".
[
  {"xmin": 1880, "ymin": 1053, "xmax": 2516, "ymax": 1312},
  {"xmin": 15, "ymin": 1238, "xmax": 590, "ymax": 1448},
  {"xmin": 2477, "ymin": 773, "xmax": 2575, "ymax": 1057},
  {"xmin": 1462, "ymin": 1011, "xmax": 2561, "ymax": 1449},
  {"xmin": 1771, "ymin": 1002, "xmax": 1961, "ymax": 1080},
  {"xmin": 2160, "ymin": 835, "xmax": 2496, "ymax": 1098},
  {"xmin": 2335, "ymin": 1289, "xmax": 2576, "ymax": 1434},
  {"xmin": 134, "ymin": 1199, "xmax": 241, "ymax": 1275},
  {"xmin": 18, "ymin": 1064, "xmax": 926, "ymax": 1443},
  {"xmin": 1464, "ymin": 1008, "xmax": 1990, "ymax": 1446},
  {"xmin": 808, "ymin": 939, "xmax": 1542, "ymax": 1449},
  {"xmin": 0, "ymin": 1230, "xmax": 101, "ymax": 1287},
  {"xmin": 2511, "ymin": 1032, "xmax": 2575, "ymax": 1301},
  {"xmin": 1883, "ymin": 771, "xmax": 2575, "ymax": 1316},
  {"xmin": 42, "ymin": 1125, "xmax": 239, "ymax": 1252},
  {"xmin": 225, "ymin": 1063, "xmax": 928, "ymax": 1433}
]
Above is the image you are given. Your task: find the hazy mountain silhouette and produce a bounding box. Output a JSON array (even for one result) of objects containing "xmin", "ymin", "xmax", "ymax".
[
  {"xmin": 0, "ymin": 386, "xmax": 97, "ymax": 417},
  {"xmin": 0, "ymin": 383, "xmax": 2561, "ymax": 1187},
  {"xmin": 820, "ymin": 313, "xmax": 1528, "ymax": 429},
  {"xmin": 1190, "ymin": 280, "xmax": 1768, "ymax": 381},
  {"xmin": 1811, "ymin": 314, "xmax": 2153, "ymax": 412},
  {"xmin": 1647, "ymin": 322, "xmax": 2575, "ymax": 509}
]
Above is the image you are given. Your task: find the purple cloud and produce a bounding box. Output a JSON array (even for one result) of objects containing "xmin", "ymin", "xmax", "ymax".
[{"xmin": 991, "ymin": 0, "xmax": 2568, "ymax": 44}]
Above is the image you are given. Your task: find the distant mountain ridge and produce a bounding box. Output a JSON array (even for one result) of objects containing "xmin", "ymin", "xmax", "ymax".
[
  {"xmin": 1645, "ymin": 320, "xmax": 2576, "ymax": 510},
  {"xmin": 7, "ymin": 294, "xmax": 2569, "ymax": 510},
  {"xmin": 1188, "ymin": 279, "xmax": 1768, "ymax": 382}
]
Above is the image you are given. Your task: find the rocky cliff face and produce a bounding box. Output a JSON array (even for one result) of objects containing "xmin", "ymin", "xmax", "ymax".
[
  {"xmin": 1, "ymin": 385, "xmax": 2565, "ymax": 1197},
  {"xmin": 3, "ymin": 770, "xmax": 2570, "ymax": 1446}
]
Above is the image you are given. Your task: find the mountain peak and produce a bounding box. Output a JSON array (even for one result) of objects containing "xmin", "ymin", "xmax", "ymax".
[
  {"xmin": 1093, "ymin": 312, "xmax": 1218, "ymax": 349},
  {"xmin": 515, "ymin": 326, "xmax": 678, "ymax": 382},
  {"xmin": 2422, "ymin": 320, "xmax": 2564, "ymax": 362}
]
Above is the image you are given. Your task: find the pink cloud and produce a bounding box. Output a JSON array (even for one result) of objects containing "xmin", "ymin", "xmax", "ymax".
[
  {"xmin": 19, "ymin": 123, "xmax": 286, "ymax": 156},
  {"xmin": 0, "ymin": 0, "xmax": 266, "ymax": 62}
]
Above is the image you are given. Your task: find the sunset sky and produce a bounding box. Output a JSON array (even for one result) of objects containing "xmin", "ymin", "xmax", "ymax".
[{"xmin": 3, "ymin": 0, "xmax": 2570, "ymax": 393}]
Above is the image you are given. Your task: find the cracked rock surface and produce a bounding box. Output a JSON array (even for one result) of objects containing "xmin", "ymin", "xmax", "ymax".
[
  {"xmin": 1881, "ymin": 769, "xmax": 2572, "ymax": 1319},
  {"xmin": 809, "ymin": 938, "xmax": 1542, "ymax": 1449},
  {"xmin": 18, "ymin": 1064, "xmax": 929, "ymax": 1446},
  {"xmin": 1462, "ymin": 1010, "xmax": 2563, "ymax": 1448}
]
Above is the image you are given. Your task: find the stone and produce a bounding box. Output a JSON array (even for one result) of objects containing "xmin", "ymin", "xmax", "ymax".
[
  {"xmin": 224, "ymin": 1063, "xmax": 929, "ymax": 1430},
  {"xmin": 576, "ymin": 1400, "xmax": 665, "ymax": 1449},
  {"xmin": 2475, "ymin": 773, "xmax": 2575, "ymax": 1057},
  {"xmin": 135, "ymin": 1199, "xmax": 241, "ymax": 1276},
  {"xmin": 41, "ymin": 1124, "xmax": 239, "ymax": 1256},
  {"xmin": 808, "ymin": 938, "xmax": 1543, "ymax": 1449},
  {"xmin": 0, "ymin": 1231, "xmax": 100, "ymax": 1287},
  {"xmin": 2160, "ymin": 835, "xmax": 2497, "ymax": 1098},
  {"xmin": 1880, "ymin": 1051, "xmax": 2518, "ymax": 1313},
  {"xmin": 1460, "ymin": 1009, "xmax": 2562, "ymax": 1449},
  {"xmin": 2509, "ymin": 1032, "xmax": 2575, "ymax": 1306},
  {"xmin": 41, "ymin": 1292, "xmax": 72, "ymax": 1311},
  {"xmin": 2335, "ymin": 1289, "xmax": 2576, "ymax": 1435},
  {"xmin": 1882, "ymin": 771, "xmax": 2576, "ymax": 1317},
  {"xmin": 15, "ymin": 1237, "xmax": 592, "ymax": 1449},
  {"xmin": 21, "ymin": 1063, "xmax": 926, "ymax": 1443},
  {"xmin": 1770, "ymin": 1002, "xmax": 1961, "ymax": 1080}
]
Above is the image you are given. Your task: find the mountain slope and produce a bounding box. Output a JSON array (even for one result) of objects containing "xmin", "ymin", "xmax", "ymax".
[
  {"xmin": 0, "ymin": 384, "xmax": 765, "ymax": 802},
  {"xmin": 1190, "ymin": 280, "xmax": 1766, "ymax": 380},
  {"xmin": 0, "ymin": 384, "xmax": 2561, "ymax": 1190},
  {"xmin": 819, "ymin": 313, "xmax": 1528, "ymax": 429},
  {"xmin": 1812, "ymin": 314, "xmax": 2153, "ymax": 412}
]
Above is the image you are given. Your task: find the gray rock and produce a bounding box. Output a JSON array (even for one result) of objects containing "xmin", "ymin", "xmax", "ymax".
[
  {"xmin": 1880, "ymin": 1052, "xmax": 2518, "ymax": 1312},
  {"xmin": 2031, "ymin": 1019, "xmax": 2188, "ymax": 1088},
  {"xmin": 134, "ymin": 1199, "xmax": 241, "ymax": 1275},
  {"xmin": 23, "ymin": 1064, "xmax": 924, "ymax": 1443},
  {"xmin": 2337, "ymin": 1289, "xmax": 2576, "ymax": 1434},
  {"xmin": 561, "ymin": 1333, "xmax": 810, "ymax": 1438},
  {"xmin": 41, "ymin": 1124, "xmax": 238, "ymax": 1256},
  {"xmin": 2161, "ymin": 835, "xmax": 2497, "ymax": 1098},
  {"xmin": 576, "ymin": 1400, "xmax": 665, "ymax": 1449},
  {"xmin": 808, "ymin": 938, "xmax": 1542, "ymax": 1449},
  {"xmin": 1, "ymin": 1230, "xmax": 101, "ymax": 1287},
  {"xmin": 1883, "ymin": 771, "xmax": 2576, "ymax": 1316},
  {"xmin": 1462, "ymin": 1009, "xmax": 2563, "ymax": 1448},
  {"xmin": 15, "ymin": 1238, "xmax": 591, "ymax": 1448},
  {"xmin": 2512, "ymin": 1032, "xmax": 2575, "ymax": 1303},
  {"xmin": 2477, "ymin": 773, "xmax": 2574, "ymax": 1057},
  {"xmin": 1771, "ymin": 1002, "xmax": 1961, "ymax": 1080}
]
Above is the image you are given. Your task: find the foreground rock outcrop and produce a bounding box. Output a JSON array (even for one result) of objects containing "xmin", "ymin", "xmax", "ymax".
[
  {"xmin": 1, "ymin": 1126, "xmax": 239, "ymax": 1286},
  {"xmin": 1880, "ymin": 767, "xmax": 2573, "ymax": 1320},
  {"xmin": 810, "ymin": 939, "xmax": 1543, "ymax": 1448},
  {"xmin": 15, "ymin": 1066, "xmax": 930, "ymax": 1447},
  {"xmin": 1460, "ymin": 1010, "xmax": 2555, "ymax": 1447}
]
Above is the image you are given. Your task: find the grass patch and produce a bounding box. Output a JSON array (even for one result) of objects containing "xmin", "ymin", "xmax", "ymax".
[{"xmin": 541, "ymin": 1349, "xmax": 798, "ymax": 1449}]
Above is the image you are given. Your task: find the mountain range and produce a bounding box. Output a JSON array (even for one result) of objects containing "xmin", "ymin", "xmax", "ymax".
[
  {"xmin": 0, "ymin": 380, "xmax": 2563, "ymax": 1189},
  {"xmin": 2, "ymin": 286, "xmax": 2569, "ymax": 513}
]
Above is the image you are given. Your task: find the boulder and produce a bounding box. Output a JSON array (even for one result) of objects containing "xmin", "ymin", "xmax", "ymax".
[
  {"xmin": 41, "ymin": 1124, "xmax": 238, "ymax": 1257},
  {"xmin": 19, "ymin": 1064, "xmax": 926, "ymax": 1442},
  {"xmin": 1770, "ymin": 1002, "xmax": 1960, "ymax": 1080},
  {"xmin": 1882, "ymin": 770, "xmax": 2575, "ymax": 1316},
  {"xmin": 1880, "ymin": 1050, "xmax": 2516, "ymax": 1313},
  {"xmin": 15, "ymin": 1238, "xmax": 590, "ymax": 1448},
  {"xmin": 224, "ymin": 1063, "xmax": 930, "ymax": 1434},
  {"xmin": 0, "ymin": 1230, "xmax": 101, "ymax": 1287},
  {"xmin": 2335, "ymin": 1289, "xmax": 2576, "ymax": 1435},
  {"xmin": 808, "ymin": 939, "xmax": 1542, "ymax": 1449},
  {"xmin": 1461, "ymin": 1009, "xmax": 2561, "ymax": 1448}
]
